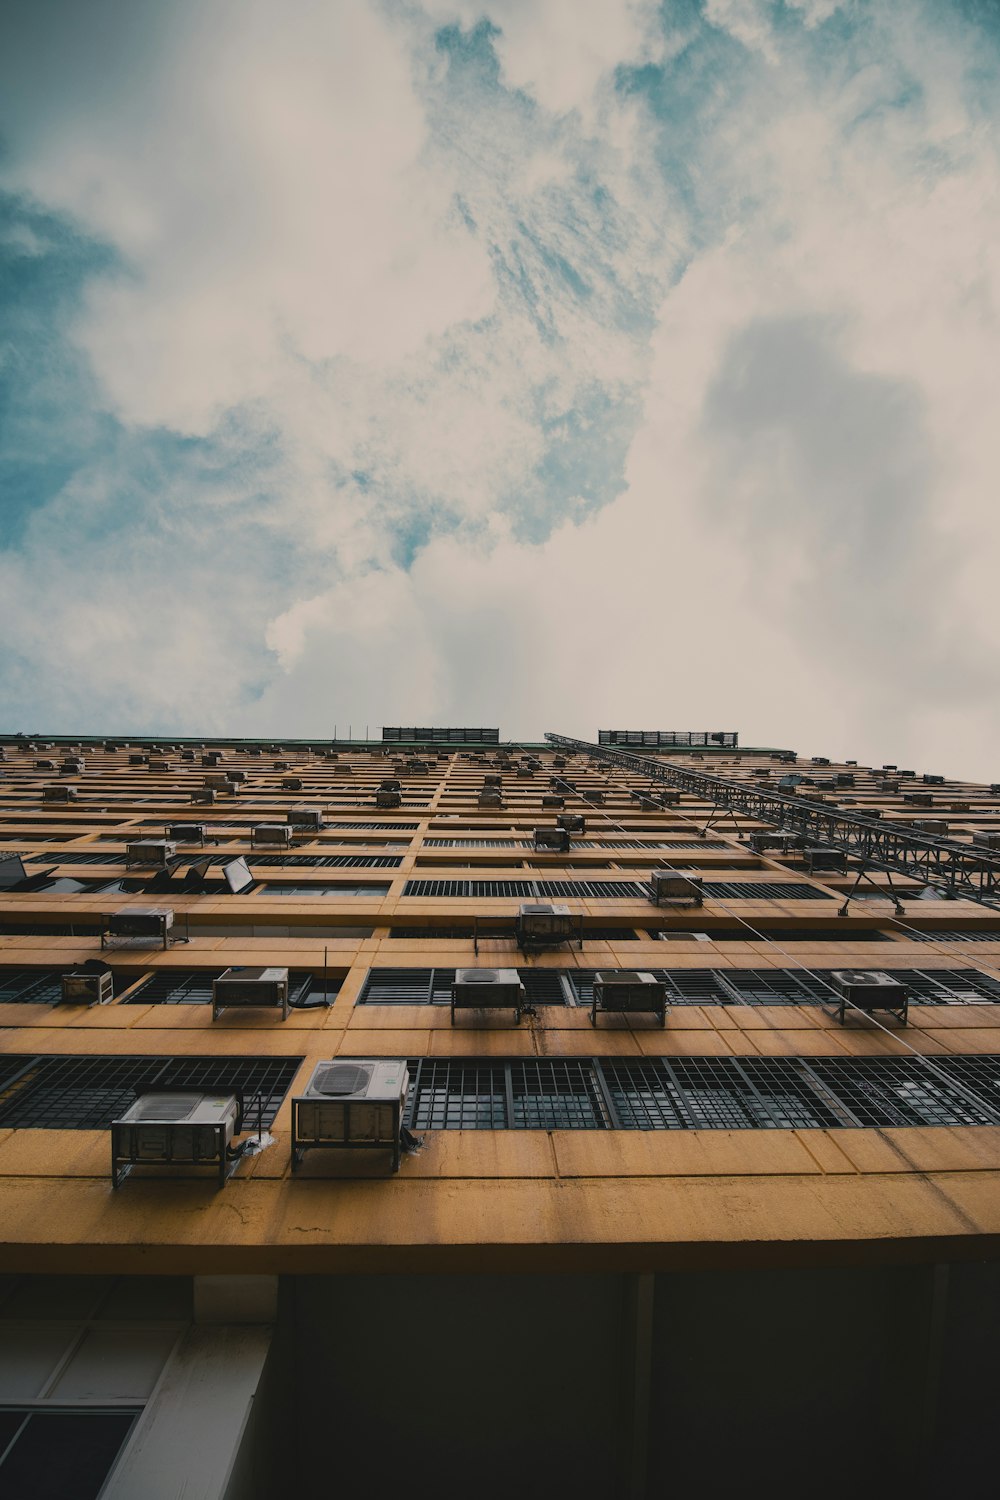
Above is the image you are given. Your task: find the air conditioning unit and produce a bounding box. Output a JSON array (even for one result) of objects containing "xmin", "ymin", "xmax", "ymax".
[
  {"xmin": 203, "ymin": 773, "xmax": 231, "ymax": 790},
  {"xmin": 588, "ymin": 789, "xmax": 606, "ymax": 804},
  {"xmin": 376, "ymin": 790, "xmax": 402, "ymax": 808},
  {"xmin": 251, "ymin": 823, "xmax": 294, "ymax": 848},
  {"xmin": 451, "ymin": 967, "xmax": 526, "ymax": 1024},
  {"xmin": 129, "ymin": 753, "xmax": 148, "ymax": 766},
  {"xmin": 903, "ymin": 792, "xmax": 934, "ymax": 807},
  {"xmin": 478, "ymin": 790, "xmax": 503, "ymax": 808},
  {"xmin": 515, "ymin": 902, "xmax": 579, "ymax": 951},
  {"xmin": 408, "ymin": 760, "xmax": 428, "ymax": 773},
  {"xmin": 923, "ymin": 774, "xmax": 945, "ymax": 785},
  {"xmin": 191, "ymin": 788, "xmax": 216, "ymax": 804},
  {"xmin": 590, "ymin": 970, "xmax": 667, "ymax": 1027},
  {"xmin": 212, "ymin": 966, "xmax": 290, "ymax": 1021},
  {"xmin": 811, "ymin": 757, "xmax": 831, "ymax": 766},
  {"xmin": 291, "ymin": 1059, "xmax": 409, "ymax": 1174},
  {"xmin": 126, "ymin": 839, "xmax": 177, "ymax": 868},
  {"xmin": 749, "ymin": 832, "xmax": 790, "ymax": 853},
  {"xmin": 226, "ymin": 770, "xmax": 247, "ymax": 784},
  {"xmin": 202, "ymin": 752, "xmax": 224, "ymax": 765},
  {"xmin": 649, "ymin": 871, "xmax": 704, "ymax": 907},
  {"xmin": 61, "ymin": 758, "xmax": 84, "ymax": 773},
  {"xmin": 42, "ymin": 785, "xmax": 77, "ymax": 802},
  {"xmin": 541, "ymin": 794, "xmax": 564, "ymax": 808},
  {"xmin": 836, "ymin": 773, "xmax": 855, "ymax": 787},
  {"xmin": 638, "ymin": 797, "xmax": 659, "ymax": 811},
  {"xmin": 379, "ymin": 778, "xmax": 401, "ymax": 792},
  {"xmin": 60, "ymin": 963, "xmax": 115, "ymax": 1006},
  {"xmin": 167, "ymin": 822, "xmax": 206, "ymax": 845},
  {"xmin": 804, "ymin": 848, "xmax": 846, "ymax": 873},
  {"xmin": 288, "ymin": 808, "xmax": 324, "ymax": 830},
  {"xmin": 533, "ymin": 827, "xmax": 570, "ymax": 853},
  {"xmin": 112, "ymin": 1090, "xmax": 243, "ymax": 1189},
  {"xmin": 877, "ymin": 780, "xmax": 899, "ymax": 793},
  {"xmin": 104, "ymin": 741, "xmax": 120, "ymax": 752},
  {"xmin": 102, "ymin": 907, "xmax": 174, "ymax": 949},
  {"xmin": 658, "ymin": 790, "xmax": 681, "ymax": 805},
  {"xmin": 281, "ymin": 776, "xmax": 303, "ymax": 791},
  {"xmin": 517, "ymin": 766, "xmax": 534, "ymax": 778},
  {"xmin": 990, "ymin": 784, "xmax": 1000, "ymax": 796},
  {"xmin": 35, "ymin": 759, "xmax": 55, "ymax": 770},
  {"xmin": 274, "ymin": 760, "xmax": 291, "ymax": 771},
  {"xmin": 149, "ymin": 759, "xmax": 171, "ymax": 772},
  {"xmin": 950, "ymin": 802, "xmax": 971, "ymax": 814},
  {"xmin": 973, "ymin": 832, "xmax": 1000, "ymax": 852},
  {"xmin": 829, "ymin": 970, "xmax": 909, "ymax": 1025},
  {"xmin": 915, "ymin": 820, "xmax": 949, "ymax": 838},
  {"xmin": 557, "ymin": 814, "xmax": 585, "ymax": 835}
]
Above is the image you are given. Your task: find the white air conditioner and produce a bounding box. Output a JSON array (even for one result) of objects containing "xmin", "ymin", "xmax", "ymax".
[
  {"xmin": 557, "ymin": 813, "xmax": 585, "ymax": 834},
  {"xmin": 112, "ymin": 1091, "xmax": 242, "ymax": 1188},
  {"xmin": 292, "ymin": 1058, "xmax": 409, "ymax": 1173},
  {"xmin": 102, "ymin": 907, "xmax": 174, "ymax": 949},
  {"xmin": 451, "ymin": 967, "xmax": 526, "ymax": 1024},
  {"xmin": 649, "ymin": 871, "xmax": 704, "ymax": 907},
  {"xmin": 60, "ymin": 968, "xmax": 115, "ymax": 1006},
  {"xmin": 591, "ymin": 970, "xmax": 667, "ymax": 1027},
  {"xmin": 212, "ymin": 966, "xmax": 290, "ymax": 1021},
  {"xmin": 287, "ymin": 807, "xmax": 324, "ymax": 829},
  {"xmin": 251, "ymin": 824, "xmax": 294, "ymax": 847},
  {"xmin": 191, "ymin": 788, "xmax": 216, "ymax": 804},
  {"xmin": 126, "ymin": 839, "xmax": 177, "ymax": 867},
  {"xmin": 829, "ymin": 970, "xmax": 909, "ymax": 1025}
]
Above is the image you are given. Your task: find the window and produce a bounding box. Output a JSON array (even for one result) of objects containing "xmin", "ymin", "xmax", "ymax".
[
  {"xmin": 397, "ymin": 1055, "xmax": 1000, "ymax": 1130},
  {"xmin": 0, "ymin": 1409, "xmax": 139, "ymax": 1499},
  {"xmin": 359, "ymin": 967, "xmax": 567, "ymax": 1006},
  {"xmin": 125, "ymin": 971, "xmax": 341, "ymax": 1005},
  {"xmin": 0, "ymin": 1055, "xmax": 303, "ymax": 1129}
]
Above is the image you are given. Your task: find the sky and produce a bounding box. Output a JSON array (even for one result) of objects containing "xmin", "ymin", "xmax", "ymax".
[{"xmin": 0, "ymin": 0, "xmax": 998, "ymax": 777}]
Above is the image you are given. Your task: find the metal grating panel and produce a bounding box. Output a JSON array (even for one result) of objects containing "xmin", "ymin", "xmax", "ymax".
[
  {"xmin": 398, "ymin": 1055, "xmax": 1000, "ymax": 1129},
  {"xmin": 251, "ymin": 853, "xmax": 403, "ymax": 868},
  {"xmin": 358, "ymin": 967, "xmax": 566, "ymax": 1006},
  {"xmin": 401, "ymin": 878, "xmax": 830, "ymax": 900},
  {"xmin": 0, "ymin": 1054, "xmax": 303, "ymax": 1129},
  {"xmin": 125, "ymin": 970, "xmax": 339, "ymax": 1006}
]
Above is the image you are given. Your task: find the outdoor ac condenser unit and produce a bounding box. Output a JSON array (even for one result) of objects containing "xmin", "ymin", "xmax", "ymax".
[
  {"xmin": 288, "ymin": 807, "xmax": 324, "ymax": 829},
  {"xmin": 112, "ymin": 1090, "xmax": 243, "ymax": 1189},
  {"xmin": 212, "ymin": 966, "xmax": 290, "ymax": 1021},
  {"xmin": 292, "ymin": 1059, "xmax": 409, "ymax": 1173},
  {"xmin": 590, "ymin": 970, "xmax": 667, "ymax": 1027},
  {"xmin": 376, "ymin": 790, "xmax": 402, "ymax": 808},
  {"xmin": 167, "ymin": 823, "xmax": 206, "ymax": 844},
  {"xmin": 649, "ymin": 871, "xmax": 704, "ymax": 907},
  {"xmin": 829, "ymin": 970, "xmax": 909, "ymax": 1025},
  {"xmin": 251, "ymin": 824, "xmax": 294, "ymax": 847},
  {"xmin": 515, "ymin": 902, "xmax": 579, "ymax": 951},
  {"xmin": 451, "ymin": 967, "xmax": 526, "ymax": 1025},
  {"xmin": 126, "ymin": 839, "xmax": 177, "ymax": 867},
  {"xmin": 557, "ymin": 813, "xmax": 586, "ymax": 834},
  {"xmin": 281, "ymin": 776, "xmax": 303, "ymax": 791},
  {"xmin": 60, "ymin": 964, "xmax": 115, "ymax": 1006},
  {"xmin": 973, "ymin": 832, "xmax": 1000, "ymax": 852},
  {"xmin": 191, "ymin": 788, "xmax": 217, "ymax": 804},
  {"xmin": 804, "ymin": 848, "xmax": 846, "ymax": 873},
  {"xmin": 533, "ymin": 827, "xmax": 570, "ymax": 853},
  {"xmin": 43, "ymin": 786, "xmax": 77, "ymax": 802},
  {"xmin": 102, "ymin": 907, "xmax": 174, "ymax": 949}
]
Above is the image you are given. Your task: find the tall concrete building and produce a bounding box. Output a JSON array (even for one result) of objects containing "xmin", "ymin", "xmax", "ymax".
[{"xmin": 0, "ymin": 727, "xmax": 998, "ymax": 1498}]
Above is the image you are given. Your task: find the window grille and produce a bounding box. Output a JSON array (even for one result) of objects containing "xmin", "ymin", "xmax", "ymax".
[
  {"xmin": 359, "ymin": 968, "xmax": 567, "ymax": 1006},
  {"xmin": 401, "ymin": 878, "xmax": 831, "ymax": 900},
  {"xmin": 22, "ymin": 850, "xmax": 127, "ymax": 865},
  {"xmin": 397, "ymin": 1055, "xmax": 1000, "ymax": 1129},
  {"xmin": 0, "ymin": 1054, "xmax": 303, "ymax": 1129},
  {"xmin": 252, "ymin": 853, "xmax": 403, "ymax": 868},
  {"xmin": 0, "ymin": 968, "xmax": 128, "ymax": 1005},
  {"xmin": 125, "ymin": 970, "xmax": 340, "ymax": 1005},
  {"xmin": 904, "ymin": 929, "xmax": 1000, "ymax": 944}
]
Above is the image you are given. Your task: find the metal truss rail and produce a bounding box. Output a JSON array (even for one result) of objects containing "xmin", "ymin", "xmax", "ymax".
[{"xmin": 545, "ymin": 732, "xmax": 1000, "ymax": 912}]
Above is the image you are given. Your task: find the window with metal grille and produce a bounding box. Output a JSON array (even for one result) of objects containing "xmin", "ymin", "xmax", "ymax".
[
  {"xmin": 252, "ymin": 853, "xmax": 403, "ymax": 867},
  {"xmin": 0, "ymin": 968, "xmax": 128, "ymax": 1004},
  {"xmin": 877, "ymin": 968, "xmax": 1000, "ymax": 1003},
  {"xmin": 0, "ymin": 1054, "xmax": 303, "ymax": 1129},
  {"xmin": 401, "ymin": 877, "xmax": 831, "ymax": 900},
  {"xmin": 22, "ymin": 850, "xmax": 128, "ymax": 865},
  {"xmin": 904, "ymin": 929, "xmax": 1000, "ymax": 944},
  {"xmin": 398, "ymin": 1055, "xmax": 1000, "ymax": 1129},
  {"xmin": 124, "ymin": 970, "xmax": 340, "ymax": 1005},
  {"xmin": 327, "ymin": 822, "xmax": 418, "ymax": 830},
  {"xmin": 358, "ymin": 967, "xmax": 567, "ymax": 1006}
]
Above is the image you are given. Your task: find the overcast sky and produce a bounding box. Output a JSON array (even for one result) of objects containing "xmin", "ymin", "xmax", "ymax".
[{"xmin": 0, "ymin": 0, "xmax": 998, "ymax": 776}]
